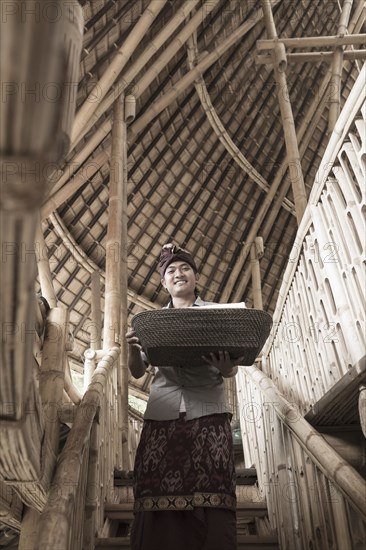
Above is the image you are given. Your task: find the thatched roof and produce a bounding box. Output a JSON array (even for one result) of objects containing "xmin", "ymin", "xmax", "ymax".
[{"xmin": 38, "ymin": 0, "xmax": 365, "ymax": 389}]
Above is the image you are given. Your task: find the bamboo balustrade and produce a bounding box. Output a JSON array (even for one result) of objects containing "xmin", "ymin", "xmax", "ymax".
[
  {"xmin": 236, "ymin": 365, "xmax": 366, "ymax": 549},
  {"xmin": 262, "ymin": 64, "xmax": 366, "ymax": 409},
  {"xmin": 37, "ymin": 347, "xmax": 120, "ymax": 549}
]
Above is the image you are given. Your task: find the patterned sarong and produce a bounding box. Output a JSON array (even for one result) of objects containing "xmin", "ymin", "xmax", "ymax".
[{"xmin": 133, "ymin": 413, "xmax": 236, "ymax": 512}]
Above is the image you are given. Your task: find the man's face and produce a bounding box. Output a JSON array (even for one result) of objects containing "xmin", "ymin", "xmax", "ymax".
[{"xmin": 162, "ymin": 261, "xmax": 199, "ymax": 298}]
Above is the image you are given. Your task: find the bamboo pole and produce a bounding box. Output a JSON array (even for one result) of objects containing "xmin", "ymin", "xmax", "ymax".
[
  {"xmin": 64, "ymin": 357, "xmax": 82, "ymax": 404},
  {"xmin": 71, "ymin": 0, "xmax": 205, "ymax": 149},
  {"xmin": 261, "ymin": 0, "xmax": 307, "ymax": 224},
  {"xmin": 41, "ymin": 149, "xmax": 110, "ymax": 220},
  {"xmin": 49, "ymin": 123, "xmax": 111, "ymax": 199},
  {"xmin": 130, "ymin": 10, "xmax": 274, "ymax": 138},
  {"xmin": 35, "ymin": 217, "xmax": 57, "ymax": 307},
  {"xmin": 39, "ymin": 307, "xmax": 69, "ymax": 457},
  {"xmin": 103, "ymin": 94, "xmax": 129, "ymax": 468},
  {"xmin": 245, "ymin": 366, "xmax": 366, "ymax": 521},
  {"xmin": 256, "ymin": 49, "xmax": 366, "ymax": 64},
  {"xmin": 119, "ymin": 99, "xmax": 130, "ymax": 470},
  {"xmin": 84, "ymin": 349, "xmax": 97, "ymax": 393},
  {"xmin": 71, "ymin": 0, "xmax": 167, "ymax": 144},
  {"xmin": 19, "ymin": 509, "xmax": 41, "ymax": 550},
  {"xmin": 257, "ymin": 33, "xmax": 366, "ymax": 50},
  {"xmin": 185, "ymin": 11, "xmax": 295, "ymax": 214},
  {"xmin": 45, "ymin": 212, "xmax": 158, "ymax": 312},
  {"xmin": 91, "ymin": 271, "xmax": 102, "ymax": 350},
  {"xmin": 250, "ymin": 238, "xmax": 264, "ymax": 310},
  {"xmin": 37, "ymin": 348, "xmax": 120, "ymax": 549},
  {"xmin": 328, "ymin": 0, "xmax": 354, "ymax": 132},
  {"xmin": 103, "ymin": 95, "xmax": 124, "ymax": 348},
  {"xmin": 82, "ymin": 421, "xmax": 99, "ymax": 549}
]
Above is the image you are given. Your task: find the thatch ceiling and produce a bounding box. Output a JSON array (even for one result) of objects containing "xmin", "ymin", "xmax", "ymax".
[{"xmin": 39, "ymin": 0, "xmax": 365, "ymax": 382}]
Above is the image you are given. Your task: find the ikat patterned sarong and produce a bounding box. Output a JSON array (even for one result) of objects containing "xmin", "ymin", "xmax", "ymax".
[{"xmin": 133, "ymin": 413, "xmax": 236, "ymax": 512}]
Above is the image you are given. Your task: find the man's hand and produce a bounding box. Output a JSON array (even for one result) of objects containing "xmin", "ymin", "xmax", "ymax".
[
  {"xmin": 202, "ymin": 351, "xmax": 243, "ymax": 377},
  {"xmin": 125, "ymin": 329, "xmax": 142, "ymax": 351},
  {"xmin": 125, "ymin": 329, "xmax": 146, "ymax": 379}
]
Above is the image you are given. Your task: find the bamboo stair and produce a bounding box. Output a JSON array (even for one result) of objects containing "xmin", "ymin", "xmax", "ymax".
[{"xmin": 95, "ymin": 469, "xmax": 279, "ymax": 550}]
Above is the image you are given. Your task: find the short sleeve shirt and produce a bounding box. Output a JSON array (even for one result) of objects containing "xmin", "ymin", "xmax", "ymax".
[{"xmin": 142, "ymin": 297, "xmax": 232, "ymax": 421}]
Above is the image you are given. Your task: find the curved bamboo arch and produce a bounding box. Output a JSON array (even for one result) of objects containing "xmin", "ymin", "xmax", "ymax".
[{"xmin": 186, "ymin": 29, "xmax": 295, "ymax": 214}]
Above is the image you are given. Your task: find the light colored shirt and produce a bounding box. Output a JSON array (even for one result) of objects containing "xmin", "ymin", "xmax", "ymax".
[{"xmin": 142, "ymin": 297, "xmax": 232, "ymax": 421}]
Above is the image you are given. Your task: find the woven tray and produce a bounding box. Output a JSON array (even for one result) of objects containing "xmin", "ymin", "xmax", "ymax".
[{"xmin": 131, "ymin": 308, "xmax": 272, "ymax": 367}]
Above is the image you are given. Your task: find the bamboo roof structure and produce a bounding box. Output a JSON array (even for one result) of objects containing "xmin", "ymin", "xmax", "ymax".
[
  {"xmin": 5, "ymin": 0, "xmax": 366, "ymax": 400},
  {"xmin": 35, "ymin": 0, "xmax": 366, "ymax": 400}
]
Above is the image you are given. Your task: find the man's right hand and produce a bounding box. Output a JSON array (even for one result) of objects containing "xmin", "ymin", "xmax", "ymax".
[{"xmin": 125, "ymin": 329, "xmax": 142, "ymax": 351}]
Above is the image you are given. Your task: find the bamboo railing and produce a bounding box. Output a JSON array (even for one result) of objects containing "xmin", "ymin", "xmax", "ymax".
[
  {"xmin": 235, "ymin": 64, "xmax": 366, "ymax": 549},
  {"xmin": 262, "ymin": 64, "xmax": 365, "ymax": 410},
  {"xmin": 37, "ymin": 347, "xmax": 120, "ymax": 549},
  {"xmin": 236, "ymin": 366, "xmax": 366, "ymax": 549}
]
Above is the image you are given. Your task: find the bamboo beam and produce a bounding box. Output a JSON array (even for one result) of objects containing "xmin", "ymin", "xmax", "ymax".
[
  {"xmin": 41, "ymin": 149, "xmax": 110, "ymax": 220},
  {"xmin": 19, "ymin": 509, "xmax": 41, "ymax": 550},
  {"xmin": 250, "ymin": 238, "xmax": 264, "ymax": 310},
  {"xmin": 47, "ymin": 212, "xmax": 158, "ymax": 311},
  {"xmin": 48, "ymin": 123, "xmax": 111, "ymax": 199},
  {"xmin": 261, "ymin": 0, "xmax": 307, "ymax": 224},
  {"xmin": 245, "ymin": 366, "xmax": 366, "ymax": 521},
  {"xmin": 103, "ymin": 94, "xmax": 129, "ymax": 468},
  {"xmin": 82, "ymin": 422, "xmax": 99, "ymax": 549},
  {"xmin": 130, "ymin": 12, "xmax": 274, "ymax": 138},
  {"xmin": 71, "ymin": 0, "xmax": 205, "ymax": 150},
  {"xmin": 329, "ymin": 0, "xmax": 354, "ymax": 132},
  {"xmin": 118, "ymin": 99, "xmax": 130, "ymax": 469},
  {"xmin": 64, "ymin": 356, "xmax": 82, "ymax": 404},
  {"xmin": 71, "ymin": 0, "xmax": 167, "ymax": 145},
  {"xmin": 91, "ymin": 271, "xmax": 102, "ymax": 350},
  {"xmin": 256, "ymin": 49, "xmax": 366, "ymax": 64},
  {"xmin": 257, "ymin": 33, "xmax": 366, "ymax": 50},
  {"xmin": 39, "ymin": 307, "xmax": 68, "ymax": 457},
  {"xmin": 185, "ymin": 7, "xmax": 295, "ymax": 214},
  {"xmin": 35, "ymin": 217, "xmax": 57, "ymax": 307},
  {"xmin": 103, "ymin": 95, "xmax": 124, "ymax": 348}
]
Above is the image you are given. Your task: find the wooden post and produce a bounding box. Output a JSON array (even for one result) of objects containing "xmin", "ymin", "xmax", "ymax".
[
  {"xmin": 250, "ymin": 237, "xmax": 264, "ymax": 310},
  {"xmin": 261, "ymin": 0, "xmax": 307, "ymax": 224},
  {"xmin": 328, "ymin": 0, "xmax": 354, "ymax": 132}
]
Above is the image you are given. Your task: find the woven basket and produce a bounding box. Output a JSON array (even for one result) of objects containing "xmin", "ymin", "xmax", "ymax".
[{"xmin": 131, "ymin": 308, "xmax": 272, "ymax": 367}]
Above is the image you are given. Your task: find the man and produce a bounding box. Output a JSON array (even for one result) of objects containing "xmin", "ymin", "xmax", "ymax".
[{"xmin": 126, "ymin": 243, "xmax": 243, "ymax": 550}]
